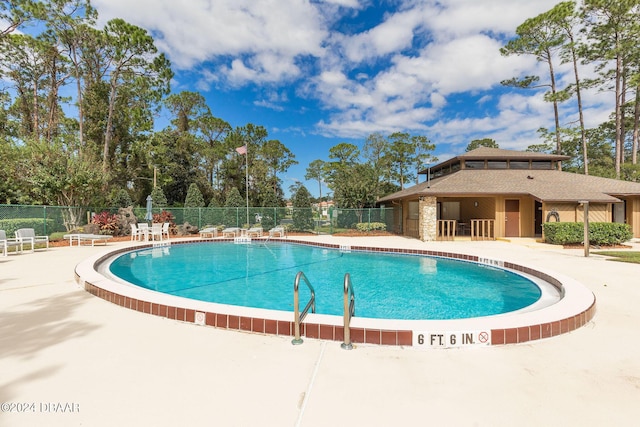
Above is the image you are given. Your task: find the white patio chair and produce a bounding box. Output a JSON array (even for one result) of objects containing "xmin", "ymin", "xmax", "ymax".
[
  {"xmin": 138, "ymin": 223, "xmax": 150, "ymax": 241},
  {"xmin": 150, "ymin": 223, "xmax": 163, "ymax": 241},
  {"xmin": 162, "ymin": 222, "xmax": 170, "ymax": 240},
  {"xmin": 0, "ymin": 229, "xmax": 23, "ymax": 256},
  {"xmin": 130, "ymin": 223, "xmax": 144, "ymax": 241},
  {"xmin": 15, "ymin": 228, "xmax": 49, "ymax": 252}
]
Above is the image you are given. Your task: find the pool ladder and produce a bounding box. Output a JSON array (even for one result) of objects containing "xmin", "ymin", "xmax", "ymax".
[
  {"xmin": 292, "ymin": 271, "xmax": 316, "ymax": 345},
  {"xmin": 292, "ymin": 271, "xmax": 356, "ymax": 350}
]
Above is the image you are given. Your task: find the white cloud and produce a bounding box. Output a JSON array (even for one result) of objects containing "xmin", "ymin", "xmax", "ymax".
[
  {"xmin": 89, "ymin": 0, "xmax": 614, "ymax": 155},
  {"xmin": 92, "ymin": 0, "xmax": 328, "ymax": 83}
]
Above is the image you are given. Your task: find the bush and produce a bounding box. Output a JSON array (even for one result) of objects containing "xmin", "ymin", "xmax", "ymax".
[
  {"xmin": 152, "ymin": 210, "xmax": 176, "ymax": 235},
  {"xmin": 0, "ymin": 218, "xmax": 55, "ymax": 237},
  {"xmin": 355, "ymin": 222, "xmax": 387, "ymax": 232},
  {"xmin": 91, "ymin": 211, "xmax": 119, "ymax": 235},
  {"xmin": 543, "ymin": 222, "xmax": 632, "ymax": 245}
]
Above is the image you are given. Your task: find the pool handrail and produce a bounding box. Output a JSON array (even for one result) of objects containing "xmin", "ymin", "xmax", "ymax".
[
  {"xmin": 292, "ymin": 271, "xmax": 316, "ymax": 345},
  {"xmin": 341, "ymin": 273, "xmax": 356, "ymax": 350}
]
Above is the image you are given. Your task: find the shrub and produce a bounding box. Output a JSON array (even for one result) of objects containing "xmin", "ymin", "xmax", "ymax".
[
  {"xmin": 543, "ymin": 222, "xmax": 632, "ymax": 245},
  {"xmin": 0, "ymin": 218, "xmax": 55, "ymax": 237},
  {"xmin": 355, "ymin": 222, "xmax": 387, "ymax": 232},
  {"xmin": 91, "ymin": 211, "xmax": 119, "ymax": 235}
]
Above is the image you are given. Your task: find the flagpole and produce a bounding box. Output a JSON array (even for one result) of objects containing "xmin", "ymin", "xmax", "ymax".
[{"xmin": 245, "ymin": 142, "xmax": 249, "ymax": 226}]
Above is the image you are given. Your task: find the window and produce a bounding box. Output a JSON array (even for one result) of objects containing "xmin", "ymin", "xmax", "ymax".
[
  {"xmin": 531, "ymin": 161, "xmax": 552, "ymax": 170},
  {"xmin": 509, "ymin": 161, "xmax": 530, "ymax": 169},
  {"xmin": 487, "ymin": 161, "xmax": 507, "ymax": 169},
  {"xmin": 408, "ymin": 201, "xmax": 419, "ymax": 219},
  {"xmin": 465, "ymin": 160, "xmax": 485, "ymax": 169}
]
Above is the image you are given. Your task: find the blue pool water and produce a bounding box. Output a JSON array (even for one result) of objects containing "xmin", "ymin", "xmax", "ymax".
[{"xmin": 108, "ymin": 242, "xmax": 541, "ymax": 320}]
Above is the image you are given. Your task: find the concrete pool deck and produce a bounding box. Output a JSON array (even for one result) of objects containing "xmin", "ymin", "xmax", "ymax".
[{"xmin": 1, "ymin": 236, "xmax": 639, "ymax": 426}]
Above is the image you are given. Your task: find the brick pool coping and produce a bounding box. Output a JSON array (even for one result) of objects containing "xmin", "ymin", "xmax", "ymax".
[{"xmin": 74, "ymin": 238, "xmax": 596, "ymax": 347}]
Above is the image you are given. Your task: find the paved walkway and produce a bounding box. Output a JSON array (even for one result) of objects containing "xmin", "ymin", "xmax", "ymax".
[{"xmin": 1, "ymin": 237, "xmax": 639, "ymax": 426}]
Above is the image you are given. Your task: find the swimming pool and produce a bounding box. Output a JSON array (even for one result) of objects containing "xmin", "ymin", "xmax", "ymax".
[
  {"xmin": 108, "ymin": 242, "xmax": 542, "ymax": 320},
  {"xmin": 78, "ymin": 237, "xmax": 595, "ymax": 347}
]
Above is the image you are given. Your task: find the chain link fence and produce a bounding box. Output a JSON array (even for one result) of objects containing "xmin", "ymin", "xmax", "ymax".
[{"xmin": 0, "ymin": 204, "xmax": 398, "ymax": 237}]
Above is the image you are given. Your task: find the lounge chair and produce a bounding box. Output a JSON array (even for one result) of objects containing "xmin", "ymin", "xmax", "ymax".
[
  {"xmin": 0, "ymin": 229, "xmax": 23, "ymax": 256},
  {"xmin": 269, "ymin": 226, "xmax": 285, "ymax": 238},
  {"xmin": 246, "ymin": 227, "xmax": 263, "ymax": 237},
  {"xmin": 222, "ymin": 227, "xmax": 241, "ymax": 238},
  {"xmin": 199, "ymin": 227, "xmax": 218, "ymax": 238},
  {"xmin": 15, "ymin": 228, "xmax": 49, "ymax": 252},
  {"xmin": 63, "ymin": 233, "xmax": 113, "ymax": 247}
]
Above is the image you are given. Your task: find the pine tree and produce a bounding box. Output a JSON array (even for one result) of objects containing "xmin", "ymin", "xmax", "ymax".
[{"xmin": 292, "ymin": 185, "xmax": 314, "ymax": 231}]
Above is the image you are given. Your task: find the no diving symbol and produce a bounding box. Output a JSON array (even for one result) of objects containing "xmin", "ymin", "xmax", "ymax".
[{"xmin": 478, "ymin": 331, "xmax": 489, "ymax": 343}]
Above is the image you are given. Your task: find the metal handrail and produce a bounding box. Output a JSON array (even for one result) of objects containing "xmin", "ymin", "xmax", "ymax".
[
  {"xmin": 292, "ymin": 271, "xmax": 316, "ymax": 345},
  {"xmin": 341, "ymin": 273, "xmax": 355, "ymax": 350}
]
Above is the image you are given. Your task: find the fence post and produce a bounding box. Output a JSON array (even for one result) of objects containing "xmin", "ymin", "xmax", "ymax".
[{"xmin": 43, "ymin": 206, "xmax": 47, "ymax": 236}]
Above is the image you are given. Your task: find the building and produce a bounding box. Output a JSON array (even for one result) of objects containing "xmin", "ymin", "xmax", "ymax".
[{"xmin": 377, "ymin": 147, "xmax": 640, "ymax": 241}]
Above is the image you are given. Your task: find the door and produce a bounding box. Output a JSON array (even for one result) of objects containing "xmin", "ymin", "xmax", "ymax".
[
  {"xmin": 534, "ymin": 201, "xmax": 543, "ymax": 235},
  {"xmin": 505, "ymin": 200, "xmax": 520, "ymax": 237},
  {"xmin": 613, "ymin": 202, "xmax": 626, "ymax": 223}
]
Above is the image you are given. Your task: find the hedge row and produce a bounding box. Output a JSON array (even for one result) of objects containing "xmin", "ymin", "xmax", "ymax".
[
  {"xmin": 0, "ymin": 218, "xmax": 55, "ymax": 237},
  {"xmin": 543, "ymin": 222, "xmax": 632, "ymax": 245},
  {"xmin": 355, "ymin": 222, "xmax": 387, "ymax": 232}
]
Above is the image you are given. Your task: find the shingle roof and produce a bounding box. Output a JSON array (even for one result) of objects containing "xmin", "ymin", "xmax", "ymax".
[{"xmin": 377, "ymin": 169, "xmax": 640, "ymax": 203}]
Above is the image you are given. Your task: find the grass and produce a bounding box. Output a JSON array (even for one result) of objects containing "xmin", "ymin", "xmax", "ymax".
[{"xmin": 592, "ymin": 251, "xmax": 640, "ymax": 264}]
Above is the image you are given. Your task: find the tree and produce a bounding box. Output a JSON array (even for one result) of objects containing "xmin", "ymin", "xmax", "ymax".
[
  {"xmin": 501, "ymin": 8, "xmax": 567, "ymax": 158},
  {"xmin": 551, "ymin": 1, "xmax": 590, "ymax": 174},
  {"xmin": 197, "ymin": 113, "xmax": 231, "ymax": 189},
  {"xmin": 332, "ymin": 163, "xmax": 378, "ymax": 211},
  {"xmin": 184, "ymin": 182, "xmax": 204, "ymax": 226},
  {"xmin": 581, "ymin": 0, "xmax": 640, "ymax": 177},
  {"xmin": 261, "ymin": 139, "xmax": 297, "ymax": 195},
  {"xmin": 150, "ymin": 186, "xmax": 167, "ymax": 208},
  {"xmin": 305, "ymin": 159, "xmax": 326, "ymax": 199},
  {"xmin": 100, "ymin": 18, "xmax": 173, "ymax": 174},
  {"xmin": 184, "ymin": 182, "xmax": 205, "ymax": 207},
  {"xmin": 27, "ymin": 138, "xmax": 103, "ymax": 229},
  {"xmin": 385, "ymin": 132, "xmax": 430, "ymax": 189},
  {"xmin": 466, "ymin": 138, "xmax": 499, "ymax": 151},
  {"xmin": 0, "ymin": 0, "xmax": 45, "ymax": 38},
  {"xmin": 164, "ymin": 90, "xmax": 208, "ymax": 133},
  {"xmin": 44, "ymin": 0, "xmax": 96, "ymax": 150},
  {"xmin": 112, "ymin": 188, "xmax": 132, "ymax": 208},
  {"xmin": 363, "ymin": 132, "xmax": 392, "ymax": 195},
  {"xmin": 223, "ymin": 186, "xmax": 244, "ymax": 227},
  {"xmin": 291, "ymin": 184, "xmax": 313, "ymax": 231}
]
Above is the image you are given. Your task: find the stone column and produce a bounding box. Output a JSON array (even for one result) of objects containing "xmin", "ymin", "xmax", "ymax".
[{"xmin": 419, "ymin": 196, "xmax": 437, "ymax": 241}]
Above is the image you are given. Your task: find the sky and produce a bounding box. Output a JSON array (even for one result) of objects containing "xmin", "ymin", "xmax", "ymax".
[{"xmin": 90, "ymin": 0, "xmax": 613, "ymax": 198}]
